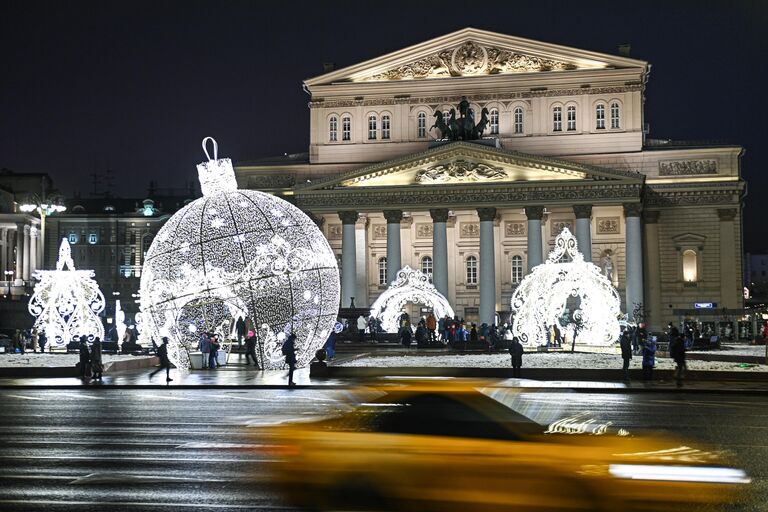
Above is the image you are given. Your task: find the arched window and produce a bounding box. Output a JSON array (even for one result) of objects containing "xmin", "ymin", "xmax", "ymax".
[
  {"xmin": 130, "ymin": 248, "xmax": 136, "ymax": 266},
  {"xmin": 368, "ymin": 115, "xmax": 377, "ymax": 140},
  {"xmin": 511, "ymin": 255, "xmax": 523, "ymax": 284},
  {"xmin": 566, "ymin": 105, "xmax": 577, "ymax": 131},
  {"xmin": 142, "ymin": 235, "xmax": 152, "ymax": 259},
  {"xmin": 552, "ymin": 106, "xmax": 562, "ymax": 132},
  {"xmin": 417, "ymin": 112, "xmax": 427, "ymax": 138},
  {"xmin": 595, "ymin": 104, "xmax": 606, "ymax": 130},
  {"xmin": 421, "ymin": 256, "xmax": 433, "ymax": 283},
  {"xmin": 466, "ymin": 256, "xmax": 478, "ymax": 285},
  {"xmin": 610, "ymin": 102, "xmax": 621, "ymax": 129},
  {"xmin": 381, "ymin": 115, "xmax": 391, "ymax": 139},
  {"xmin": 378, "ymin": 257, "xmax": 387, "ymax": 285},
  {"xmin": 682, "ymin": 250, "xmax": 698, "ymax": 282},
  {"xmin": 513, "ymin": 107, "xmax": 524, "ymax": 134},
  {"xmin": 490, "ymin": 108, "xmax": 499, "ymax": 134},
  {"xmin": 342, "ymin": 116, "xmax": 351, "ymax": 141},
  {"xmin": 329, "ymin": 116, "xmax": 338, "ymax": 141}
]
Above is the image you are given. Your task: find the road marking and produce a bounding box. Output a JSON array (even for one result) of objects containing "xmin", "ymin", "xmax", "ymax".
[
  {"xmin": 5, "ymin": 394, "xmax": 45, "ymax": 400},
  {"xmin": 136, "ymin": 394, "xmax": 193, "ymax": 401},
  {"xmin": 0, "ymin": 500, "xmax": 293, "ymax": 509},
  {"xmin": 69, "ymin": 473, "xmax": 227, "ymax": 485},
  {"xmin": 176, "ymin": 442, "xmax": 268, "ymax": 449},
  {"xmin": 53, "ymin": 392, "xmax": 104, "ymax": 400}
]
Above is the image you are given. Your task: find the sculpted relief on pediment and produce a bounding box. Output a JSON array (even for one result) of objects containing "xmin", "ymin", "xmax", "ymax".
[
  {"xmin": 415, "ymin": 160, "xmax": 507, "ymax": 184},
  {"xmin": 361, "ymin": 41, "xmax": 576, "ymax": 81}
]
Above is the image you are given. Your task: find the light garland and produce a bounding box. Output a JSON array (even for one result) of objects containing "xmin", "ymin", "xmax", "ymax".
[
  {"xmin": 139, "ymin": 138, "xmax": 340, "ymax": 370},
  {"xmin": 28, "ymin": 238, "xmax": 106, "ymax": 347},
  {"xmin": 370, "ymin": 265, "xmax": 454, "ymax": 333},
  {"xmin": 510, "ymin": 228, "xmax": 621, "ymax": 347}
]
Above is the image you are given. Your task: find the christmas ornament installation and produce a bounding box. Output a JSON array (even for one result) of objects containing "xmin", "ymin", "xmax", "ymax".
[
  {"xmin": 139, "ymin": 138, "xmax": 339, "ymax": 370},
  {"xmin": 510, "ymin": 227, "xmax": 621, "ymax": 348},
  {"xmin": 28, "ymin": 238, "xmax": 106, "ymax": 347}
]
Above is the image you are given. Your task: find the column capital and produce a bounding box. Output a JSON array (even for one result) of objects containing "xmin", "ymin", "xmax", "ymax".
[
  {"xmin": 717, "ymin": 208, "xmax": 738, "ymax": 221},
  {"xmin": 623, "ymin": 203, "xmax": 643, "ymax": 218},
  {"xmin": 572, "ymin": 204, "xmax": 593, "ymax": 219},
  {"xmin": 643, "ymin": 210, "xmax": 660, "ymax": 224},
  {"xmin": 429, "ymin": 208, "xmax": 450, "ymax": 223},
  {"xmin": 338, "ymin": 210, "xmax": 359, "ymax": 225},
  {"xmin": 383, "ymin": 209, "xmax": 403, "ymax": 224},
  {"xmin": 29, "ymin": 226, "xmax": 38, "ymax": 238},
  {"xmin": 476, "ymin": 207, "xmax": 497, "ymax": 222},
  {"xmin": 524, "ymin": 206, "xmax": 544, "ymax": 221}
]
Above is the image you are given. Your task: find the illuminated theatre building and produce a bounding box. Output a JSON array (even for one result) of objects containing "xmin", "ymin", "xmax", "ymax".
[{"xmin": 237, "ymin": 28, "xmax": 745, "ymax": 331}]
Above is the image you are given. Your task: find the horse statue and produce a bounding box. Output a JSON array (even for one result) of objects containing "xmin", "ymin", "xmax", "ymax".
[
  {"xmin": 472, "ymin": 108, "xmax": 490, "ymax": 139},
  {"xmin": 447, "ymin": 109, "xmax": 460, "ymax": 141},
  {"xmin": 431, "ymin": 111, "xmax": 451, "ymax": 140}
]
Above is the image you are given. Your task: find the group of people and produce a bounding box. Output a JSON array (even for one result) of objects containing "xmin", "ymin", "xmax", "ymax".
[
  {"xmin": 77, "ymin": 335, "xmax": 104, "ymax": 380},
  {"xmin": 619, "ymin": 322, "xmax": 687, "ymax": 385},
  {"xmin": 9, "ymin": 328, "xmax": 47, "ymax": 353},
  {"xmin": 197, "ymin": 332, "xmax": 223, "ymax": 370}
]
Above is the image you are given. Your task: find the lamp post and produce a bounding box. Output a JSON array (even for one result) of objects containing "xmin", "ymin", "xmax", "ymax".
[{"xmin": 19, "ymin": 178, "xmax": 66, "ymax": 270}]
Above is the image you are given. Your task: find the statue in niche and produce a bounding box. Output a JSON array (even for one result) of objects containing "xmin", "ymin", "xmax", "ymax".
[{"xmin": 601, "ymin": 251, "xmax": 614, "ymax": 283}]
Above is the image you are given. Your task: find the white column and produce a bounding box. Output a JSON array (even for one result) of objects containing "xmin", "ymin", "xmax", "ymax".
[
  {"xmin": 525, "ymin": 206, "xmax": 544, "ymax": 272},
  {"xmin": 718, "ymin": 208, "xmax": 739, "ymax": 309},
  {"xmin": 383, "ymin": 210, "xmax": 402, "ymax": 284},
  {"xmin": 573, "ymin": 205, "xmax": 593, "ymax": 262},
  {"xmin": 29, "ymin": 227, "xmax": 38, "ymax": 275},
  {"xmin": 624, "ymin": 204, "xmax": 644, "ymax": 320},
  {"xmin": 478, "ymin": 207, "xmax": 497, "ymax": 326},
  {"xmin": 339, "ymin": 211, "xmax": 358, "ymax": 308},
  {"xmin": 354, "ymin": 215, "xmax": 368, "ymax": 307},
  {"xmin": 430, "ymin": 208, "xmax": 449, "ymax": 299},
  {"xmin": 0, "ymin": 228, "xmax": 7, "ymax": 274},
  {"xmin": 22, "ymin": 225, "xmax": 31, "ymax": 281},
  {"xmin": 14, "ymin": 224, "xmax": 24, "ymax": 284},
  {"xmin": 644, "ymin": 210, "xmax": 662, "ymax": 330}
]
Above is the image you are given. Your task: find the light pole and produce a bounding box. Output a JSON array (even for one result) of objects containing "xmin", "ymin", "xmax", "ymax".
[{"xmin": 19, "ymin": 178, "xmax": 66, "ymax": 269}]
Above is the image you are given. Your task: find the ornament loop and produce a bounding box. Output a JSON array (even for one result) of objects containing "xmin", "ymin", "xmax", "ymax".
[{"xmin": 202, "ymin": 137, "xmax": 218, "ymax": 161}]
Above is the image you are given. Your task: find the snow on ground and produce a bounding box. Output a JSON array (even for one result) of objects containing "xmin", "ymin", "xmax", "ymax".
[
  {"xmin": 341, "ymin": 351, "xmax": 767, "ymax": 372},
  {"xmin": 689, "ymin": 344, "xmax": 767, "ymax": 357},
  {"xmin": 0, "ymin": 353, "xmax": 149, "ymax": 368}
]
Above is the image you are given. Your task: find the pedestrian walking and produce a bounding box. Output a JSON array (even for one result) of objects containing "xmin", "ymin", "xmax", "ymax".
[
  {"xmin": 78, "ymin": 336, "xmax": 91, "ymax": 380},
  {"xmin": 426, "ymin": 312, "xmax": 437, "ymax": 344},
  {"xmin": 282, "ymin": 333, "xmax": 297, "ymax": 386},
  {"xmin": 400, "ymin": 323, "xmax": 412, "ymax": 348},
  {"xmin": 31, "ymin": 328, "xmax": 39, "ymax": 353},
  {"xmin": 669, "ymin": 327, "xmax": 687, "ymax": 387},
  {"xmin": 39, "ymin": 331, "xmax": 47, "ymax": 353},
  {"xmin": 415, "ymin": 320, "xmax": 428, "ymax": 347},
  {"xmin": 619, "ymin": 330, "xmax": 632, "ymax": 380},
  {"xmin": 509, "ymin": 337, "xmax": 524, "ymax": 378},
  {"xmin": 244, "ymin": 330, "xmax": 259, "ymax": 368},
  {"xmin": 324, "ymin": 330, "xmax": 336, "ymax": 360},
  {"xmin": 209, "ymin": 336, "xmax": 221, "ymax": 369},
  {"xmin": 149, "ymin": 337, "xmax": 173, "ymax": 381},
  {"xmin": 642, "ymin": 335, "xmax": 656, "ymax": 382},
  {"xmin": 13, "ymin": 329, "xmax": 24, "ymax": 354},
  {"xmin": 90, "ymin": 337, "xmax": 104, "ymax": 380},
  {"xmin": 356, "ymin": 315, "xmax": 367, "ymax": 343},
  {"xmin": 199, "ymin": 332, "xmax": 211, "ymax": 369}
]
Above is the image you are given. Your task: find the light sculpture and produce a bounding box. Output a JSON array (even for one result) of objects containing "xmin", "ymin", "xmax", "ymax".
[
  {"xmin": 115, "ymin": 299, "xmax": 127, "ymax": 342},
  {"xmin": 139, "ymin": 138, "xmax": 339, "ymax": 370},
  {"xmin": 510, "ymin": 227, "xmax": 621, "ymax": 347},
  {"xmin": 370, "ymin": 265, "xmax": 454, "ymax": 333},
  {"xmin": 28, "ymin": 238, "xmax": 106, "ymax": 347}
]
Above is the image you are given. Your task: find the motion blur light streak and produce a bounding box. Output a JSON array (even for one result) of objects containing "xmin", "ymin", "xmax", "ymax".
[{"xmin": 608, "ymin": 464, "xmax": 751, "ymax": 484}]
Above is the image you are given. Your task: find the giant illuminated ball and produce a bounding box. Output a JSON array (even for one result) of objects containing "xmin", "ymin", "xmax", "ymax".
[{"xmin": 139, "ymin": 138, "xmax": 339, "ymax": 370}]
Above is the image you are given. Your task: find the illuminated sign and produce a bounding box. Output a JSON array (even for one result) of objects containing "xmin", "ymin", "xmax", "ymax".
[{"xmin": 694, "ymin": 302, "xmax": 714, "ymax": 309}]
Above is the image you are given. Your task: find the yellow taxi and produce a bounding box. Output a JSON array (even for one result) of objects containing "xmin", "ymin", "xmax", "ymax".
[{"xmin": 257, "ymin": 379, "xmax": 749, "ymax": 511}]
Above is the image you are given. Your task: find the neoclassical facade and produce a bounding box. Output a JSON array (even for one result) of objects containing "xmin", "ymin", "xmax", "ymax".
[{"xmin": 237, "ymin": 28, "xmax": 745, "ymax": 331}]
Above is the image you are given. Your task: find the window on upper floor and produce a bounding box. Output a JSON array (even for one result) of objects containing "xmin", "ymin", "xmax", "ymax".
[
  {"xmin": 378, "ymin": 257, "xmax": 387, "ymax": 285},
  {"xmin": 595, "ymin": 104, "xmax": 606, "ymax": 130},
  {"xmin": 329, "ymin": 116, "xmax": 338, "ymax": 142},
  {"xmin": 381, "ymin": 115, "xmax": 391, "ymax": 140},
  {"xmin": 683, "ymin": 249, "xmax": 698, "ymax": 283},
  {"xmin": 566, "ymin": 105, "xmax": 577, "ymax": 131},
  {"xmin": 610, "ymin": 102, "xmax": 621, "ymax": 129},
  {"xmin": 417, "ymin": 112, "xmax": 427, "ymax": 138},
  {"xmin": 466, "ymin": 256, "xmax": 478, "ymax": 285},
  {"xmin": 421, "ymin": 256, "xmax": 433, "ymax": 283},
  {"xmin": 88, "ymin": 233, "xmax": 98, "ymax": 245},
  {"xmin": 130, "ymin": 248, "xmax": 136, "ymax": 266},
  {"xmin": 552, "ymin": 107, "xmax": 562, "ymax": 132},
  {"xmin": 511, "ymin": 255, "xmax": 523, "ymax": 284},
  {"xmin": 513, "ymin": 107, "xmax": 524, "ymax": 134},
  {"xmin": 342, "ymin": 116, "xmax": 351, "ymax": 141},
  {"xmin": 489, "ymin": 108, "xmax": 499, "ymax": 135},
  {"xmin": 368, "ymin": 115, "xmax": 377, "ymax": 140},
  {"xmin": 68, "ymin": 233, "xmax": 78, "ymax": 244}
]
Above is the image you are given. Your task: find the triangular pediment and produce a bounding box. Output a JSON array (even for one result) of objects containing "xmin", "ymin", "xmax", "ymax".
[
  {"xmin": 297, "ymin": 142, "xmax": 644, "ymax": 191},
  {"xmin": 306, "ymin": 28, "xmax": 647, "ymax": 85}
]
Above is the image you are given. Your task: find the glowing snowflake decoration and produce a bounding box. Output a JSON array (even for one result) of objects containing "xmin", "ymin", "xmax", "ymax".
[
  {"xmin": 510, "ymin": 228, "xmax": 621, "ymax": 347},
  {"xmin": 139, "ymin": 137, "xmax": 339, "ymax": 370},
  {"xmin": 28, "ymin": 238, "xmax": 106, "ymax": 347},
  {"xmin": 370, "ymin": 265, "xmax": 454, "ymax": 333}
]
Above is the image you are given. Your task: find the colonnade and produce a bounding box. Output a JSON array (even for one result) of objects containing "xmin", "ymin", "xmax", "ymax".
[{"xmin": 0, "ymin": 222, "xmax": 41, "ymax": 288}]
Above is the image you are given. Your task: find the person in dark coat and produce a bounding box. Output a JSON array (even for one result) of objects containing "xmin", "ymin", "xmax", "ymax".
[
  {"xmin": 641, "ymin": 335, "xmax": 656, "ymax": 382},
  {"xmin": 415, "ymin": 321, "xmax": 428, "ymax": 347},
  {"xmin": 509, "ymin": 337, "xmax": 524, "ymax": 378},
  {"xmin": 78, "ymin": 336, "xmax": 91, "ymax": 379},
  {"xmin": 208, "ymin": 336, "xmax": 220, "ymax": 369},
  {"xmin": 400, "ymin": 324, "xmax": 412, "ymax": 348},
  {"xmin": 282, "ymin": 333, "xmax": 297, "ymax": 386},
  {"xmin": 324, "ymin": 331, "xmax": 336, "ymax": 360},
  {"xmin": 149, "ymin": 337, "xmax": 173, "ymax": 381},
  {"xmin": 619, "ymin": 330, "xmax": 632, "ymax": 380},
  {"xmin": 244, "ymin": 330, "xmax": 258, "ymax": 368},
  {"xmin": 669, "ymin": 327, "xmax": 687, "ymax": 387},
  {"xmin": 199, "ymin": 332, "xmax": 211, "ymax": 369},
  {"xmin": 90, "ymin": 337, "xmax": 104, "ymax": 380}
]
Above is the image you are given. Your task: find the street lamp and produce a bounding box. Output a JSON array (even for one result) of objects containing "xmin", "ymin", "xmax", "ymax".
[{"xmin": 19, "ymin": 189, "xmax": 66, "ymax": 267}]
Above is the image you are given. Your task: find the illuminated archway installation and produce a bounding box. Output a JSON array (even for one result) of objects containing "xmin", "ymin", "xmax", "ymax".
[
  {"xmin": 510, "ymin": 228, "xmax": 621, "ymax": 347},
  {"xmin": 370, "ymin": 265, "xmax": 454, "ymax": 333}
]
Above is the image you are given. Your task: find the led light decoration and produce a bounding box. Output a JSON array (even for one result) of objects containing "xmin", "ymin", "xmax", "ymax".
[
  {"xmin": 510, "ymin": 228, "xmax": 621, "ymax": 347},
  {"xmin": 370, "ymin": 265, "xmax": 454, "ymax": 333},
  {"xmin": 28, "ymin": 238, "xmax": 106, "ymax": 347},
  {"xmin": 139, "ymin": 138, "xmax": 339, "ymax": 370},
  {"xmin": 115, "ymin": 299, "xmax": 127, "ymax": 341}
]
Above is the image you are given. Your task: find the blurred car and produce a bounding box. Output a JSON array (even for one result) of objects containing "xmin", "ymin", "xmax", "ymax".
[{"xmin": 257, "ymin": 379, "xmax": 749, "ymax": 512}]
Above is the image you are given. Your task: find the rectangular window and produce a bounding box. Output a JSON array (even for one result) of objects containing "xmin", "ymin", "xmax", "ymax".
[
  {"xmin": 329, "ymin": 117, "xmax": 338, "ymax": 142},
  {"xmin": 417, "ymin": 114, "xmax": 427, "ymax": 138},
  {"xmin": 368, "ymin": 115, "xmax": 377, "ymax": 140},
  {"xmin": 552, "ymin": 107, "xmax": 562, "ymax": 132},
  {"xmin": 381, "ymin": 115, "xmax": 390, "ymax": 139},
  {"xmin": 490, "ymin": 109, "xmax": 499, "ymax": 135},
  {"xmin": 68, "ymin": 233, "xmax": 78, "ymax": 244},
  {"xmin": 342, "ymin": 117, "xmax": 351, "ymax": 141},
  {"xmin": 514, "ymin": 108, "xmax": 524, "ymax": 134},
  {"xmin": 466, "ymin": 257, "xmax": 478, "ymax": 285},
  {"xmin": 567, "ymin": 106, "xmax": 576, "ymax": 131},
  {"xmin": 610, "ymin": 103, "xmax": 620, "ymax": 129},
  {"xmin": 88, "ymin": 233, "xmax": 97, "ymax": 244},
  {"xmin": 596, "ymin": 104, "xmax": 606, "ymax": 129}
]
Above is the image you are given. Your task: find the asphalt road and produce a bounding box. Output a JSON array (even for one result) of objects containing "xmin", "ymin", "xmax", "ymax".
[{"xmin": 0, "ymin": 387, "xmax": 764, "ymax": 511}]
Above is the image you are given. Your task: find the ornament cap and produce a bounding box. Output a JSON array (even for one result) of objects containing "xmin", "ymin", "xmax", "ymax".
[{"xmin": 197, "ymin": 137, "xmax": 238, "ymax": 196}]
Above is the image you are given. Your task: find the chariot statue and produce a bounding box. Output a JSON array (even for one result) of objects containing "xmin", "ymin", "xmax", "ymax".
[{"xmin": 431, "ymin": 96, "xmax": 490, "ymax": 141}]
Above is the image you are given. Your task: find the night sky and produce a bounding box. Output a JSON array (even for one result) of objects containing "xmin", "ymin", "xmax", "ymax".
[{"xmin": 1, "ymin": 1, "xmax": 765, "ymax": 251}]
